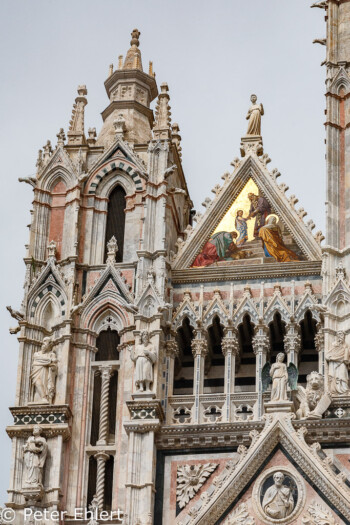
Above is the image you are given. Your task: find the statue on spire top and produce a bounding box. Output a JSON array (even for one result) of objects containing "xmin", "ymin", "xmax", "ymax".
[{"xmin": 246, "ymin": 94, "xmax": 264, "ymax": 136}]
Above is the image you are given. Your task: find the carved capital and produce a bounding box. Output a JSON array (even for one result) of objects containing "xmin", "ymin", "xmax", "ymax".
[
  {"xmin": 284, "ymin": 323, "xmax": 301, "ymax": 354},
  {"xmin": 165, "ymin": 339, "xmax": 178, "ymax": 358},
  {"xmin": 191, "ymin": 338, "xmax": 208, "ymax": 357},
  {"xmin": 99, "ymin": 365, "xmax": 113, "ymax": 381},
  {"xmin": 222, "ymin": 336, "xmax": 239, "ymax": 357},
  {"xmin": 252, "ymin": 334, "xmax": 269, "ymax": 355}
]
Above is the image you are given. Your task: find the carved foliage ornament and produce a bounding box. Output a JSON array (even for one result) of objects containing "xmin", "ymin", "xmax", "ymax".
[
  {"xmin": 223, "ymin": 503, "xmax": 255, "ymax": 525},
  {"xmin": 301, "ymin": 501, "xmax": 340, "ymax": 525},
  {"xmin": 176, "ymin": 463, "xmax": 218, "ymax": 509}
]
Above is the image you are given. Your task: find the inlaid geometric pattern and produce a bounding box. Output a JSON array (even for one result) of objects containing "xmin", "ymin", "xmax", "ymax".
[
  {"xmin": 14, "ymin": 412, "xmax": 66, "ymax": 425},
  {"xmin": 88, "ymin": 160, "xmax": 143, "ymax": 194},
  {"xmin": 30, "ymin": 282, "xmax": 66, "ymax": 317}
]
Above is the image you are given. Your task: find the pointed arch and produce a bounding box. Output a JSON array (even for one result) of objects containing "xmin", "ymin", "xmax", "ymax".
[
  {"xmin": 174, "ymin": 317, "xmax": 195, "ymax": 395},
  {"xmin": 104, "ymin": 185, "xmax": 126, "ymax": 262},
  {"xmin": 236, "ymin": 314, "xmax": 256, "ymax": 392},
  {"xmin": 205, "ymin": 315, "xmax": 225, "ymax": 394}
]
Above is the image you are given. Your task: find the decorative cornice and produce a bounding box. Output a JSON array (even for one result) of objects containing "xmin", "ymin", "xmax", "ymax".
[{"xmin": 171, "ymin": 261, "xmax": 322, "ymax": 284}]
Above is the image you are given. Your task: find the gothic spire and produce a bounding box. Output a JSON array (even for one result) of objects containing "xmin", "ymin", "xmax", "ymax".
[
  {"xmin": 123, "ymin": 28, "xmax": 143, "ymax": 71},
  {"xmin": 153, "ymin": 82, "xmax": 172, "ymax": 140},
  {"xmin": 67, "ymin": 85, "xmax": 88, "ymax": 146}
]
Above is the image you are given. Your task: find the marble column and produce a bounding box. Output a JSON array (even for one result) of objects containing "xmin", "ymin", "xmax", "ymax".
[
  {"xmin": 94, "ymin": 451, "xmax": 110, "ymax": 510},
  {"xmin": 191, "ymin": 331, "xmax": 208, "ymax": 424},
  {"xmin": 222, "ymin": 329, "xmax": 239, "ymax": 422},
  {"xmin": 252, "ymin": 325, "xmax": 269, "ymax": 420},
  {"xmin": 164, "ymin": 338, "xmax": 178, "ymax": 402},
  {"xmin": 96, "ymin": 366, "xmax": 113, "ymax": 446},
  {"xmin": 284, "ymin": 322, "xmax": 301, "ymax": 366}
]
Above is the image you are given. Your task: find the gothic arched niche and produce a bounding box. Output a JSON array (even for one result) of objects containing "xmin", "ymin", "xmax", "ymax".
[
  {"xmin": 95, "ymin": 328, "xmax": 120, "ymax": 361},
  {"xmin": 41, "ymin": 300, "xmax": 59, "ymax": 331},
  {"xmin": 236, "ymin": 314, "xmax": 255, "ymax": 392},
  {"xmin": 269, "ymin": 312, "xmax": 286, "ymax": 359},
  {"xmin": 174, "ymin": 317, "xmax": 194, "ymax": 395},
  {"xmin": 299, "ymin": 310, "xmax": 318, "ymax": 385},
  {"xmin": 105, "ymin": 185, "xmax": 126, "ymax": 263},
  {"xmin": 205, "ymin": 316, "xmax": 225, "ymax": 394},
  {"xmin": 48, "ymin": 179, "xmax": 67, "ymax": 260}
]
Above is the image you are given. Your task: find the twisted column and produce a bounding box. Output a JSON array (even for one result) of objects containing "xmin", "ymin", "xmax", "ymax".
[
  {"xmin": 191, "ymin": 332, "xmax": 208, "ymax": 424},
  {"xmin": 94, "ymin": 452, "xmax": 110, "ymax": 511},
  {"xmin": 315, "ymin": 323, "xmax": 325, "ymax": 378},
  {"xmin": 284, "ymin": 322, "xmax": 301, "ymax": 366},
  {"xmin": 252, "ymin": 324, "xmax": 269, "ymax": 419},
  {"xmin": 222, "ymin": 329, "xmax": 239, "ymax": 422},
  {"xmin": 97, "ymin": 366, "xmax": 113, "ymax": 446}
]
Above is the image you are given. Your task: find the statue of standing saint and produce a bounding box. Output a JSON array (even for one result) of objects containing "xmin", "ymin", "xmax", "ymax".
[
  {"xmin": 246, "ymin": 94, "xmax": 264, "ymax": 136},
  {"xmin": 130, "ymin": 331, "xmax": 157, "ymax": 392},
  {"xmin": 326, "ymin": 331, "xmax": 350, "ymax": 395},
  {"xmin": 22, "ymin": 425, "xmax": 48, "ymax": 490},
  {"xmin": 30, "ymin": 337, "xmax": 58, "ymax": 404}
]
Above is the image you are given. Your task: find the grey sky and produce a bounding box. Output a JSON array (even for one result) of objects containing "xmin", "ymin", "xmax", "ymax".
[{"xmin": 0, "ymin": 0, "xmax": 326, "ymax": 504}]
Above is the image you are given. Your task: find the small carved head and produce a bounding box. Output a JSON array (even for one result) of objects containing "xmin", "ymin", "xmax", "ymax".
[
  {"xmin": 276, "ymin": 352, "xmax": 285, "ymax": 363},
  {"xmin": 42, "ymin": 337, "xmax": 53, "ymax": 353},
  {"xmin": 33, "ymin": 425, "xmax": 43, "ymax": 436},
  {"xmin": 141, "ymin": 330, "xmax": 150, "ymax": 344},
  {"xmin": 250, "ymin": 94, "xmax": 257, "ymax": 103},
  {"xmin": 306, "ymin": 371, "xmax": 323, "ymax": 391},
  {"xmin": 337, "ymin": 331, "xmax": 345, "ymax": 344},
  {"xmin": 273, "ymin": 471, "xmax": 285, "ymax": 487}
]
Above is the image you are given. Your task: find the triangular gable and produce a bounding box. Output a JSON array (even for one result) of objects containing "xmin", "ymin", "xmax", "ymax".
[
  {"xmin": 87, "ymin": 137, "xmax": 147, "ymax": 194},
  {"xmin": 78, "ymin": 264, "xmax": 135, "ymax": 316},
  {"xmin": 173, "ymin": 152, "xmax": 322, "ymax": 270},
  {"xmin": 177, "ymin": 414, "xmax": 350, "ymax": 525},
  {"xmin": 37, "ymin": 145, "xmax": 79, "ymax": 187},
  {"xmin": 219, "ymin": 449, "xmax": 346, "ymax": 525}
]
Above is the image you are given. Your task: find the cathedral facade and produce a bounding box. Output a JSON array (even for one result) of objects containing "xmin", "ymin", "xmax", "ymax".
[{"xmin": 5, "ymin": 4, "xmax": 350, "ymax": 524}]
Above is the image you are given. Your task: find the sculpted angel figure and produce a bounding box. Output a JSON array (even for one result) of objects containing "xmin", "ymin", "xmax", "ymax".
[
  {"xmin": 262, "ymin": 353, "xmax": 298, "ymax": 402},
  {"xmin": 326, "ymin": 331, "xmax": 350, "ymax": 395},
  {"xmin": 22, "ymin": 425, "xmax": 48, "ymax": 489},
  {"xmin": 262, "ymin": 472, "xmax": 294, "ymax": 519},
  {"xmin": 31, "ymin": 337, "xmax": 58, "ymax": 404},
  {"xmin": 246, "ymin": 94, "xmax": 264, "ymax": 136},
  {"xmin": 130, "ymin": 331, "xmax": 157, "ymax": 392}
]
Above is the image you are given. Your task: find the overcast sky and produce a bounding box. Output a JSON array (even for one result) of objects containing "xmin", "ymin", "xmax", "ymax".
[{"xmin": 0, "ymin": 0, "xmax": 326, "ymax": 505}]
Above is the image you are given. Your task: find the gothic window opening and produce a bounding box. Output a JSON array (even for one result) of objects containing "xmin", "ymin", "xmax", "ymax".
[
  {"xmin": 105, "ymin": 185, "xmax": 126, "ymax": 263},
  {"xmin": 174, "ymin": 318, "xmax": 194, "ymax": 395},
  {"xmin": 48, "ymin": 179, "xmax": 67, "ymax": 260},
  {"xmin": 299, "ymin": 310, "xmax": 318, "ymax": 385},
  {"xmin": 96, "ymin": 328, "xmax": 120, "ymax": 361},
  {"xmin": 268, "ymin": 312, "xmax": 286, "ymax": 360},
  {"xmin": 87, "ymin": 455, "xmax": 97, "ymax": 508},
  {"xmin": 204, "ymin": 316, "xmax": 225, "ymax": 394},
  {"xmin": 236, "ymin": 314, "xmax": 255, "ymax": 392},
  {"xmin": 90, "ymin": 329, "xmax": 120, "ymax": 446}
]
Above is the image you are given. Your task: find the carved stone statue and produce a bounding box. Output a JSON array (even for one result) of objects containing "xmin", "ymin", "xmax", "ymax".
[
  {"xmin": 262, "ymin": 472, "xmax": 294, "ymax": 519},
  {"xmin": 22, "ymin": 425, "xmax": 48, "ymax": 489},
  {"xmin": 30, "ymin": 337, "xmax": 58, "ymax": 404},
  {"xmin": 294, "ymin": 371, "xmax": 331, "ymax": 419},
  {"xmin": 326, "ymin": 331, "xmax": 350, "ymax": 395},
  {"xmin": 130, "ymin": 331, "xmax": 157, "ymax": 392},
  {"xmin": 246, "ymin": 94, "xmax": 264, "ymax": 136}
]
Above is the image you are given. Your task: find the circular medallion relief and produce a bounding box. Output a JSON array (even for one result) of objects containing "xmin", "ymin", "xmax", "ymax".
[{"xmin": 252, "ymin": 466, "xmax": 305, "ymax": 525}]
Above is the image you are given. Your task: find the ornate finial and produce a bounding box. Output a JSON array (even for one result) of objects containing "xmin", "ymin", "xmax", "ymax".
[
  {"xmin": 113, "ymin": 113, "xmax": 126, "ymax": 139},
  {"xmin": 172, "ymin": 123, "xmax": 182, "ymax": 158},
  {"xmin": 108, "ymin": 64, "xmax": 114, "ymax": 77},
  {"xmin": 153, "ymin": 82, "xmax": 172, "ymax": 139},
  {"xmin": 56, "ymin": 128, "xmax": 66, "ymax": 147},
  {"xmin": 130, "ymin": 28, "xmax": 140, "ymax": 47},
  {"xmin": 87, "ymin": 127, "xmax": 97, "ymax": 146},
  {"xmin": 43, "ymin": 140, "xmax": 53, "ymax": 163},
  {"xmin": 106, "ymin": 236, "xmax": 118, "ymax": 264},
  {"xmin": 67, "ymin": 85, "xmax": 88, "ymax": 145}
]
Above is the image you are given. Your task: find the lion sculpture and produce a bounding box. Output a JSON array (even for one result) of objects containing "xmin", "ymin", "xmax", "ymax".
[{"xmin": 294, "ymin": 371, "xmax": 331, "ymax": 420}]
